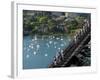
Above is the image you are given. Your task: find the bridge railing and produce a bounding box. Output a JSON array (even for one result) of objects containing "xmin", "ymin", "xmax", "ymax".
[{"xmin": 49, "ymin": 19, "xmax": 90, "ymax": 67}]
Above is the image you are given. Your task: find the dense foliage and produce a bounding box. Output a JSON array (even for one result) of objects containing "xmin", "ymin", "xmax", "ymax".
[{"xmin": 23, "ymin": 11, "xmax": 90, "ymax": 36}]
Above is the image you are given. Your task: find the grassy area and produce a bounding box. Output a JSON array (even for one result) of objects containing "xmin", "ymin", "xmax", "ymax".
[{"xmin": 68, "ymin": 28, "xmax": 82, "ymax": 37}]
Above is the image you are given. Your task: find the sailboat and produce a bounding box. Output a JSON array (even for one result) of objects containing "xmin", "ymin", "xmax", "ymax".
[{"xmin": 34, "ymin": 35, "xmax": 37, "ymax": 40}]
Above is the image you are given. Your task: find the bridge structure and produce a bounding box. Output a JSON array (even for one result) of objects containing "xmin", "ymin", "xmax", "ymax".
[{"xmin": 49, "ymin": 20, "xmax": 91, "ymax": 68}]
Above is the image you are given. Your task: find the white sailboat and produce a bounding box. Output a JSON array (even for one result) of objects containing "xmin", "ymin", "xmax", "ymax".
[{"xmin": 34, "ymin": 35, "xmax": 37, "ymax": 40}]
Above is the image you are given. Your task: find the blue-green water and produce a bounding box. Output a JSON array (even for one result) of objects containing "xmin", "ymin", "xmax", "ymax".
[{"xmin": 23, "ymin": 35, "xmax": 71, "ymax": 69}]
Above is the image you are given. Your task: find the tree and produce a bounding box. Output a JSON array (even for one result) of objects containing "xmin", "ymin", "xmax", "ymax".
[{"xmin": 48, "ymin": 19, "xmax": 56, "ymax": 31}]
